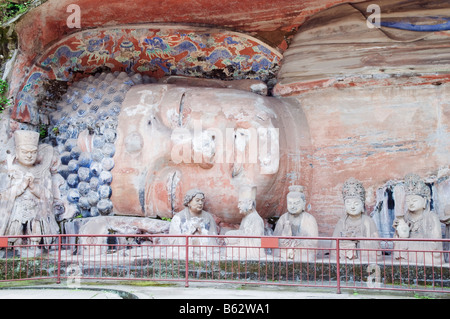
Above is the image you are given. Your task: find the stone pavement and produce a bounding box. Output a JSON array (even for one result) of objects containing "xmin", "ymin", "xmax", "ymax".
[{"xmin": 0, "ymin": 281, "xmax": 444, "ymax": 300}]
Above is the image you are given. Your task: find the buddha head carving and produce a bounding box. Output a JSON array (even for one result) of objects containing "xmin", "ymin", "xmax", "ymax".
[
  {"xmin": 183, "ymin": 189, "xmax": 206, "ymax": 216},
  {"xmin": 286, "ymin": 185, "xmax": 306, "ymax": 215},
  {"xmin": 15, "ymin": 130, "xmax": 40, "ymax": 167},
  {"xmin": 342, "ymin": 178, "xmax": 365, "ymax": 217},
  {"xmin": 49, "ymin": 70, "xmax": 312, "ymax": 224},
  {"xmin": 111, "ymin": 84, "xmax": 287, "ymax": 224},
  {"xmin": 404, "ymin": 173, "xmax": 430, "ymax": 214},
  {"xmin": 237, "ymin": 185, "xmax": 257, "ymax": 215}
]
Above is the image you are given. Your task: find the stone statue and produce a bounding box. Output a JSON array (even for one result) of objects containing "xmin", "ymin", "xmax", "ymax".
[
  {"xmin": 440, "ymin": 205, "xmax": 450, "ymax": 263},
  {"xmin": 0, "ymin": 130, "xmax": 61, "ymax": 249},
  {"xmin": 104, "ymin": 83, "xmax": 306, "ymax": 226},
  {"xmin": 48, "ymin": 77, "xmax": 312, "ymax": 233},
  {"xmin": 393, "ymin": 173, "xmax": 443, "ymax": 265},
  {"xmin": 273, "ymin": 185, "xmax": 318, "ymax": 261},
  {"xmin": 168, "ymin": 189, "xmax": 218, "ymax": 248},
  {"xmin": 225, "ymin": 186, "xmax": 265, "ymax": 259},
  {"xmin": 332, "ymin": 178, "xmax": 380, "ymax": 261}
]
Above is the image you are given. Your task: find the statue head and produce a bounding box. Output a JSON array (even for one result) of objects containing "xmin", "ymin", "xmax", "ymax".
[
  {"xmin": 445, "ymin": 204, "xmax": 450, "ymax": 216},
  {"xmin": 183, "ymin": 189, "xmax": 205, "ymax": 215},
  {"xmin": 238, "ymin": 185, "xmax": 257, "ymax": 215},
  {"xmin": 111, "ymin": 83, "xmax": 289, "ymax": 224},
  {"xmin": 404, "ymin": 173, "xmax": 430, "ymax": 214},
  {"xmin": 287, "ymin": 185, "xmax": 306, "ymax": 215},
  {"xmin": 342, "ymin": 178, "xmax": 365, "ymax": 217},
  {"xmin": 14, "ymin": 130, "xmax": 40, "ymax": 167}
]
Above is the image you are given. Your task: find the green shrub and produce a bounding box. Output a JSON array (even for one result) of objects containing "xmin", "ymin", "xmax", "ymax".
[
  {"xmin": 1, "ymin": 1, "xmax": 32, "ymax": 24},
  {"xmin": 0, "ymin": 79, "xmax": 10, "ymax": 114}
]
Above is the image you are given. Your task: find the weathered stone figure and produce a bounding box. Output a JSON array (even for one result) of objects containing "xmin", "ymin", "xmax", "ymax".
[
  {"xmin": 168, "ymin": 189, "xmax": 218, "ymax": 247},
  {"xmin": 0, "ymin": 130, "xmax": 60, "ymax": 248},
  {"xmin": 332, "ymin": 178, "xmax": 380, "ymax": 261},
  {"xmin": 225, "ymin": 186, "xmax": 265, "ymax": 259},
  {"xmin": 440, "ymin": 205, "xmax": 450, "ymax": 263},
  {"xmin": 393, "ymin": 173, "xmax": 443, "ymax": 265},
  {"xmin": 273, "ymin": 185, "xmax": 318, "ymax": 261}
]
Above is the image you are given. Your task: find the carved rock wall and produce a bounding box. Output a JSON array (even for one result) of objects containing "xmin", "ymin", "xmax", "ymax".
[
  {"xmin": 49, "ymin": 75, "xmax": 313, "ymax": 227},
  {"xmin": 294, "ymin": 85, "xmax": 450, "ymax": 236},
  {"xmin": 10, "ymin": 25, "xmax": 282, "ymax": 125},
  {"xmin": 2, "ymin": 0, "xmax": 450, "ymax": 238},
  {"xmin": 274, "ymin": 0, "xmax": 450, "ymax": 236},
  {"xmin": 49, "ymin": 71, "xmax": 149, "ymax": 219}
]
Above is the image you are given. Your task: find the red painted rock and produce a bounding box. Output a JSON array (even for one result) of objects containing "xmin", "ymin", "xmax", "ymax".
[
  {"xmin": 110, "ymin": 84, "xmax": 312, "ymax": 224},
  {"xmin": 274, "ymin": 0, "xmax": 450, "ymax": 236}
]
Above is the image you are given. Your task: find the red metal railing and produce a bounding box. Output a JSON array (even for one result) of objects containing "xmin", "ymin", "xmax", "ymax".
[{"xmin": 0, "ymin": 234, "xmax": 449, "ymax": 295}]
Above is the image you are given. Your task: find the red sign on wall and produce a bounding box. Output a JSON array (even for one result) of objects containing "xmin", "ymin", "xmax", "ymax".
[
  {"xmin": 0, "ymin": 238, "xmax": 8, "ymax": 248},
  {"xmin": 260, "ymin": 237, "xmax": 279, "ymax": 249}
]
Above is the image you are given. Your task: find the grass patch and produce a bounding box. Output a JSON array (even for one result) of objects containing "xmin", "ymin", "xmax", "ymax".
[
  {"xmin": 81, "ymin": 280, "xmax": 176, "ymax": 287},
  {"xmin": 1, "ymin": 0, "xmax": 33, "ymax": 24},
  {"xmin": 414, "ymin": 293, "xmax": 436, "ymax": 300},
  {"xmin": 0, "ymin": 279, "xmax": 55, "ymax": 288},
  {"xmin": 0, "ymin": 79, "xmax": 11, "ymax": 114}
]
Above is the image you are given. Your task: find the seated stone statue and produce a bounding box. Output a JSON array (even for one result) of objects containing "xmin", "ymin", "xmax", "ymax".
[
  {"xmin": 440, "ymin": 205, "xmax": 450, "ymax": 263},
  {"xmin": 393, "ymin": 173, "xmax": 443, "ymax": 265},
  {"xmin": 332, "ymin": 178, "xmax": 380, "ymax": 261},
  {"xmin": 225, "ymin": 186, "xmax": 265, "ymax": 259},
  {"xmin": 168, "ymin": 189, "xmax": 218, "ymax": 248},
  {"xmin": 273, "ymin": 185, "xmax": 318, "ymax": 261},
  {"xmin": 0, "ymin": 130, "xmax": 60, "ymax": 249}
]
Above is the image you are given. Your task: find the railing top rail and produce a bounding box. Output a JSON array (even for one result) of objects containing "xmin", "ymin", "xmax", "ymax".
[{"xmin": 1, "ymin": 234, "xmax": 450, "ymax": 243}]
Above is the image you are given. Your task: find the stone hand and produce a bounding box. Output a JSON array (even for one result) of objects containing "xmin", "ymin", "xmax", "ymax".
[
  {"xmin": 188, "ymin": 219, "xmax": 203, "ymax": 235},
  {"xmin": 24, "ymin": 172, "xmax": 41, "ymax": 197},
  {"xmin": 24, "ymin": 173, "xmax": 35, "ymax": 186},
  {"xmin": 287, "ymin": 248, "xmax": 294, "ymax": 259},
  {"xmin": 281, "ymin": 221, "xmax": 292, "ymax": 237},
  {"xmin": 392, "ymin": 218, "xmax": 400, "ymax": 229}
]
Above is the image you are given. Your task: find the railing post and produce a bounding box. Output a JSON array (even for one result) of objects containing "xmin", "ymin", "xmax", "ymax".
[
  {"xmin": 335, "ymin": 238, "xmax": 341, "ymax": 294},
  {"xmin": 56, "ymin": 234, "xmax": 62, "ymax": 284},
  {"xmin": 185, "ymin": 235, "xmax": 189, "ymax": 288}
]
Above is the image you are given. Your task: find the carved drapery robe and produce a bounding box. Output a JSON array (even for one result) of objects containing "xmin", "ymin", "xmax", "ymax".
[
  {"xmin": 273, "ymin": 212, "xmax": 318, "ymax": 261},
  {"xmin": 226, "ymin": 210, "xmax": 265, "ymax": 259},
  {"xmin": 394, "ymin": 211, "xmax": 443, "ymax": 265},
  {"xmin": 332, "ymin": 215, "xmax": 380, "ymax": 261},
  {"xmin": 168, "ymin": 207, "xmax": 218, "ymax": 246},
  {"xmin": 0, "ymin": 144, "xmax": 60, "ymax": 245}
]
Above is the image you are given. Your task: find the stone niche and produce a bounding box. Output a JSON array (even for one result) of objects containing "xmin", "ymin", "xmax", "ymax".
[
  {"xmin": 46, "ymin": 74, "xmax": 312, "ymax": 231},
  {"xmin": 274, "ymin": 0, "xmax": 450, "ymax": 236},
  {"xmin": 1, "ymin": 0, "xmax": 450, "ymax": 241},
  {"xmin": 372, "ymin": 175, "xmax": 450, "ymax": 240},
  {"xmin": 4, "ymin": 24, "xmax": 311, "ymax": 236}
]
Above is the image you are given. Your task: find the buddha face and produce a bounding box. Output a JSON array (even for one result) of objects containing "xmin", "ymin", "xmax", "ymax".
[
  {"xmin": 445, "ymin": 205, "xmax": 450, "ymax": 216},
  {"xmin": 287, "ymin": 194, "xmax": 305, "ymax": 215},
  {"xmin": 188, "ymin": 194, "xmax": 205, "ymax": 215},
  {"xmin": 406, "ymin": 195, "xmax": 426, "ymax": 213},
  {"xmin": 344, "ymin": 198, "xmax": 364, "ymax": 217},
  {"xmin": 111, "ymin": 84, "xmax": 284, "ymax": 223},
  {"xmin": 238, "ymin": 199, "xmax": 254, "ymax": 215},
  {"xmin": 16, "ymin": 145, "xmax": 38, "ymax": 167}
]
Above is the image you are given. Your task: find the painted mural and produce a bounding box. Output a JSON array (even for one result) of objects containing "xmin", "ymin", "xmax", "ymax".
[{"xmin": 12, "ymin": 26, "xmax": 282, "ymax": 125}]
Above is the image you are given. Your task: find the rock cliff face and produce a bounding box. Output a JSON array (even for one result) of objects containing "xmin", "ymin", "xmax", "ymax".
[
  {"xmin": 11, "ymin": 0, "xmax": 365, "ymax": 61},
  {"xmin": 1, "ymin": 0, "xmax": 449, "ymax": 236},
  {"xmin": 48, "ymin": 73, "xmax": 312, "ymax": 227},
  {"xmin": 10, "ymin": 25, "xmax": 283, "ymax": 125},
  {"xmin": 274, "ymin": 0, "xmax": 450, "ymax": 235},
  {"xmin": 275, "ymin": 0, "xmax": 450, "ymax": 95}
]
